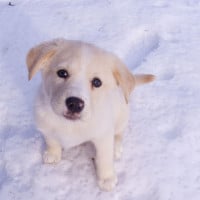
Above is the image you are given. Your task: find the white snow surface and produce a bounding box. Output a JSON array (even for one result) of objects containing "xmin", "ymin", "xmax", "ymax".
[{"xmin": 0, "ymin": 0, "xmax": 200, "ymax": 199}]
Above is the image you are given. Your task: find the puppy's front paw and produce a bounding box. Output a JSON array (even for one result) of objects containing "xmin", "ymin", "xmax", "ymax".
[
  {"xmin": 43, "ymin": 150, "xmax": 61, "ymax": 164},
  {"xmin": 98, "ymin": 174, "xmax": 118, "ymax": 191}
]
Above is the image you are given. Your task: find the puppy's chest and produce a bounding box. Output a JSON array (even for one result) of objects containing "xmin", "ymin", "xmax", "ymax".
[
  {"xmin": 51, "ymin": 120, "xmax": 108, "ymax": 149},
  {"xmin": 54, "ymin": 129, "xmax": 89, "ymax": 149}
]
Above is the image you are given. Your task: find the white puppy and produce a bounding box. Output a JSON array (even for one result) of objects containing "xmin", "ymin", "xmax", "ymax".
[{"xmin": 26, "ymin": 39, "xmax": 154, "ymax": 191}]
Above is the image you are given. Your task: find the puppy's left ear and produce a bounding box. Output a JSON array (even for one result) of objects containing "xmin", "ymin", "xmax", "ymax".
[
  {"xmin": 113, "ymin": 58, "xmax": 155, "ymax": 103},
  {"xmin": 113, "ymin": 59, "xmax": 136, "ymax": 103}
]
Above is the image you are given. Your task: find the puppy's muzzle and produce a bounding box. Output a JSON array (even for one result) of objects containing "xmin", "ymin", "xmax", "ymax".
[{"xmin": 65, "ymin": 97, "xmax": 84, "ymax": 114}]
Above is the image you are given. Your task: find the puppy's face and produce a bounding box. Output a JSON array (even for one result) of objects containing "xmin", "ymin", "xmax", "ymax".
[
  {"xmin": 26, "ymin": 39, "xmax": 154, "ymax": 121},
  {"xmin": 42, "ymin": 43, "xmax": 116, "ymax": 121}
]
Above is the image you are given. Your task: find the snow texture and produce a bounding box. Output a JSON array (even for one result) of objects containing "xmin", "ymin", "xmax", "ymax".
[{"xmin": 0, "ymin": 0, "xmax": 200, "ymax": 199}]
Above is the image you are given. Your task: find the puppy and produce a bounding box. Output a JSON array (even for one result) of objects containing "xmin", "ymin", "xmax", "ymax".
[{"xmin": 26, "ymin": 39, "xmax": 155, "ymax": 191}]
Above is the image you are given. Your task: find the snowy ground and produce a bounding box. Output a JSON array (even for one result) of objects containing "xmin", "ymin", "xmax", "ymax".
[{"xmin": 0, "ymin": 0, "xmax": 200, "ymax": 199}]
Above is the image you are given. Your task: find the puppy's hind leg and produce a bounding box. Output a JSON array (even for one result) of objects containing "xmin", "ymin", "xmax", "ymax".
[{"xmin": 43, "ymin": 136, "xmax": 62, "ymax": 164}]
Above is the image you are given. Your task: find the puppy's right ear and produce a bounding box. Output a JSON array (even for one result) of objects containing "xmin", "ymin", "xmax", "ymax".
[{"xmin": 26, "ymin": 40, "xmax": 59, "ymax": 80}]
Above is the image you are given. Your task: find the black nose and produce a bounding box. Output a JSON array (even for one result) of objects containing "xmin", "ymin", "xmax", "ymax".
[{"xmin": 65, "ymin": 97, "xmax": 84, "ymax": 113}]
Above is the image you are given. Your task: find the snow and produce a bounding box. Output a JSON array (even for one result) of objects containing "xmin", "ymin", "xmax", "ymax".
[{"xmin": 0, "ymin": 0, "xmax": 200, "ymax": 199}]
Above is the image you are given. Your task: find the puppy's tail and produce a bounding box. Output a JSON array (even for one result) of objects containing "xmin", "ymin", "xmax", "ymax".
[{"xmin": 134, "ymin": 74, "xmax": 155, "ymax": 86}]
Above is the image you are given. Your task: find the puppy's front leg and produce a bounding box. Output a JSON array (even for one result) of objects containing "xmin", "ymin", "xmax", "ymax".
[
  {"xmin": 93, "ymin": 135, "xmax": 117, "ymax": 191},
  {"xmin": 114, "ymin": 133, "xmax": 123, "ymax": 160},
  {"xmin": 43, "ymin": 136, "xmax": 62, "ymax": 164}
]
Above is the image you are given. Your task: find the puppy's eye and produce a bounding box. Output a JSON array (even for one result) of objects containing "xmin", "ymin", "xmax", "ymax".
[
  {"xmin": 57, "ymin": 69, "xmax": 69, "ymax": 79},
  {"xmin": 92, "ymin": 77, "xmax": 102, "ymax": 88}
]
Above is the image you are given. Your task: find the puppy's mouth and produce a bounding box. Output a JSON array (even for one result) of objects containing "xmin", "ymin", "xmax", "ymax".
[{"xmin": 63, "ymin": 112, "xmax": 81, "ymax": 120}]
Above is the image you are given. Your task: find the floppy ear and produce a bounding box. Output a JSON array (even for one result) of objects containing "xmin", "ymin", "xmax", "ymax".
[
  {"xmin": 26, "ymin": 40, "xmax": 59, "ymax": 80},
  {"xmin": 113, "ymin": 59, "xmax": 155, "ymax": 103},
  {"xmin": 113, "ymin": 60, "xmax": 136, "ymax": 103}
]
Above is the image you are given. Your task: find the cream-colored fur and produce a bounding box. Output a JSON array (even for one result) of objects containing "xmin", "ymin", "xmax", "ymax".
[{"xmin": 26, "ymin": 39, "xmax": 155, "ymax": 191}]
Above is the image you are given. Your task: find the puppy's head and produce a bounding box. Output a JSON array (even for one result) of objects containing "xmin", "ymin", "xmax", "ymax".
[{"xmin": 26, "ymin": 39, "xmax": 155, "ymax": 121}]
